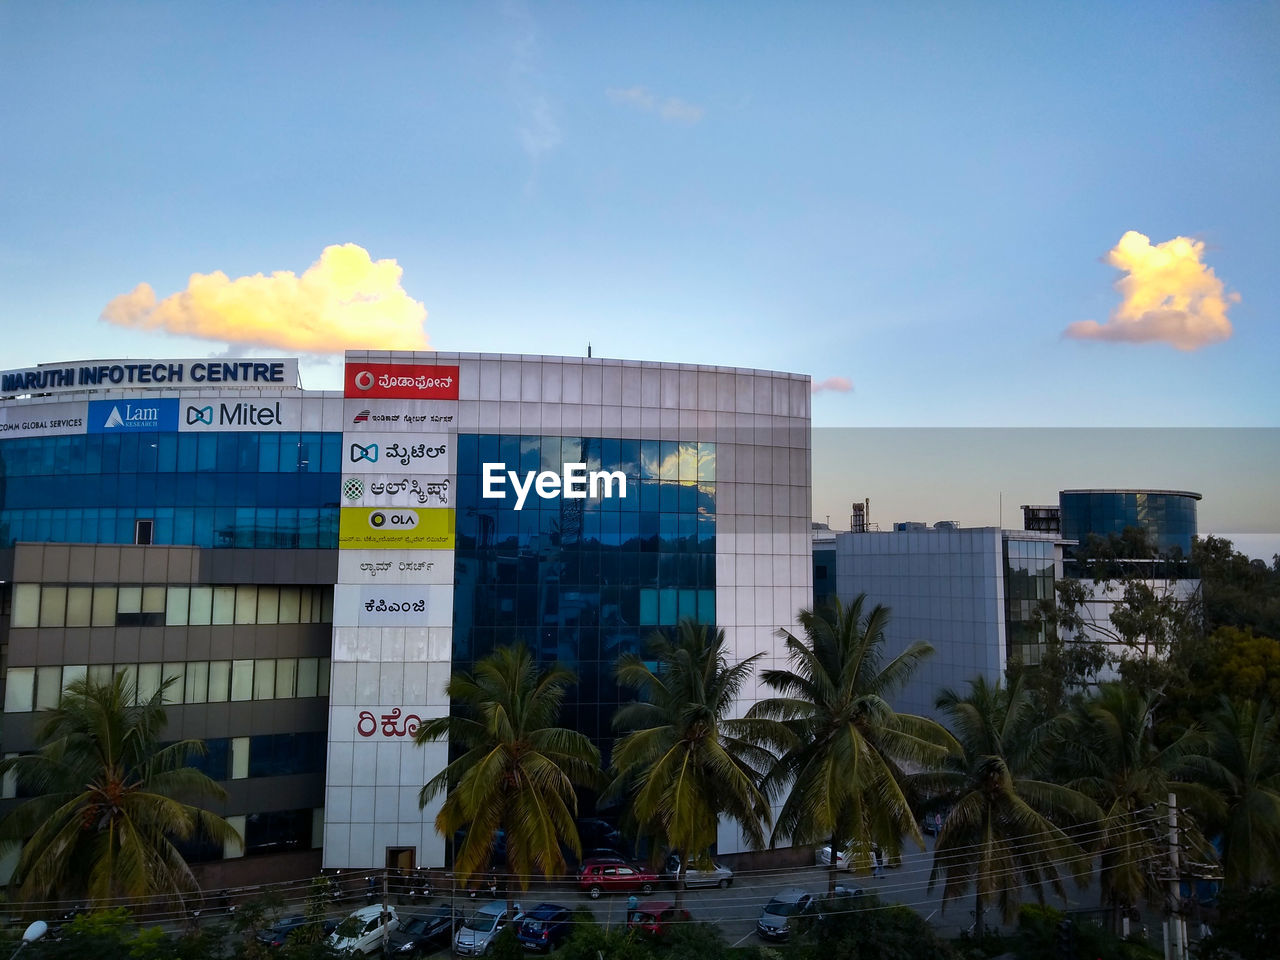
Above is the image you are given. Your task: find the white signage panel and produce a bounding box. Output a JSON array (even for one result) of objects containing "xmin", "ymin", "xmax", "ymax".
[
  {"xmin": 343, "ymin": 433, "xmax": 451, "ymax": 473},
  {"xmin": 343, "ymin": 398, "xmax": 457, "ymax": 431},
  {"xmin": 339, "ymin": 474, "xmax": 452, "ymax": 508},
  {"xmin": 0, "ymin": 400, "xmax": 87, "ymax": 438},
  {"xmin": 336, "ymin": 550, "xmax": 454, "ymax": 585},
  {"xmin": 176, "ymin": 397, "xmax": 302, "ymax": 432}
]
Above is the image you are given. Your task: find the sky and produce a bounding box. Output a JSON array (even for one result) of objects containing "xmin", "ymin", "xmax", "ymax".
[{"xmin": 1, "ymin": 2, "xmax": 1276, "ymax": 544}]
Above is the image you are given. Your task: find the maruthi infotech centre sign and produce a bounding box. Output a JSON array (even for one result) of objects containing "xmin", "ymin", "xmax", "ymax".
[{"xmin": 0, "ymin": 359, "xmax": 299, "ymax": 396}]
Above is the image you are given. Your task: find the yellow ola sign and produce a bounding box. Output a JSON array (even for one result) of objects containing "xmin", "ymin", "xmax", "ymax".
[{"xmin": 338, "ymin": 507, "xmax": 455, "ymax": 549}]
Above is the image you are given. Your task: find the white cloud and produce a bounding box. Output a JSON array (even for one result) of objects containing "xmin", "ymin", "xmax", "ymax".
[
  {"xmin": 607, "ymin": 85, "xmax": 704, "ymax": 125},
  {"xmin": 100, "ymin": 244, "xmax": 429, "ymax": 353},
  {"xmin": 1063, "ymin": 230, "xmax": 1239, "ymax": 351},
  {"xmin": 812, "ymin": 376, "xmax": 854, "ymax": 394}
]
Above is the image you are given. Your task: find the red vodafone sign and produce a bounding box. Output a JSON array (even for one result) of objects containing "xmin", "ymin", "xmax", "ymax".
[{"xmin": 344, "ymin": 363, "xmax": 460, "ymax": 399}]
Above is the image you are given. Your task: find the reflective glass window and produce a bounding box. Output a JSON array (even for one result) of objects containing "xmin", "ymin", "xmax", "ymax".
[{"xmin": 230, "ymin": 660, "xmax": 253, "ymax": 701}]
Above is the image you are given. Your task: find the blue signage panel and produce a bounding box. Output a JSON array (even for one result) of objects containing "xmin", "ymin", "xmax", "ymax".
[{"xmin": 88, "ymin": 398, "xmax": 179, "ymax": 433}]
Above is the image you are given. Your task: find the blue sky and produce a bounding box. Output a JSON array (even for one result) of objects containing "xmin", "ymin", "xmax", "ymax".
[{"xmin": 1, "ymin": 2, "xmax": 1276, "ymax": 442}]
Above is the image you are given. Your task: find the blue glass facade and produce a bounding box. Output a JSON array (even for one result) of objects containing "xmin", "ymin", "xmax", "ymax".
[
  {"xmin": 451, "ymin": 434, "xmax": 715, "ymax": 750},
  {"xmin": 0, "ymin": 432, "xmax": 342, "ymax": 548},
  {"xmin": 1059, "ymin": 489, "xmax": 1199, "ymax": 557}
]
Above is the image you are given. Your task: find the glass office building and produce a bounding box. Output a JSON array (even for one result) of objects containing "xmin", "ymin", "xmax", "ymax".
[
  {"xmin": 1059, "ymin": 488, "xmax": 1201, "ymax": 558},
  {"xmin": 0, "ymin": 352, "xmax": 812, "ymax": 878}
]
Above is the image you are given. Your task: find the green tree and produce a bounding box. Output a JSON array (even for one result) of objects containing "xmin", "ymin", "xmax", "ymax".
[
  {"xmin": 0, "ymin": 672, "xmax": 238, "ymax": 907},
  {"xmin": 1187, "ymin": 698, "xmax": 1280, "ymax": 891},
  {"xmin": 1059, "ymin": 684, "xmax": 1212, "ymax": 923},
  {"xmin": 918, "ymin": 676, "xmax": 1095, "ymax": 937},
  {"xmin": 414, "ymin": 643, "xmax": 602, "ymax": 910},
  {"xmin": 608, "ymin": 618, "xmax": 777, "ymax": 907},
  {"xmin": 746, "ymin": 596, "xmax": 955, "ymax": 894}
]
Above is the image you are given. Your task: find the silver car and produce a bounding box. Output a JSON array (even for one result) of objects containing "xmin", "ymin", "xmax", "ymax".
[
  {"xmin": 662, "ymin": 853, "xmax": 734, "ymax": 889},
  {"xmin": 453, "ymin": 902, "xmax": 523, "ymax": 957}
]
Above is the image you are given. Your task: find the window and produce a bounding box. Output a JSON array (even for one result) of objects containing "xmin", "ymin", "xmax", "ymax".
[
  {"xmin": 4, "ymin": 668, "xmax": 35, "ymax": 712},
  {"xmin": 35, "ymin": 666, "xmax": 63, "ymax": 710},
  {"xmin": 66, "ymin": 587, "xmax": 93, "ymax": 627},
  {"xmin": 208, "ymin": 661, "xmax": 231, "ymax": 702},
  {"xmin": 230, "ymin": 660, "xmax": 253, "ymax": 701},
  {"xmin": 134, "ymin": 518, "xmax": 153, "ymax": 545},
  {"xmin": 39, "ymin": 586, "xmax": 66, "ymax": 628},
  {"xmin": 11, "ymin": 585, "xmax": 39, "ymax": 628}
]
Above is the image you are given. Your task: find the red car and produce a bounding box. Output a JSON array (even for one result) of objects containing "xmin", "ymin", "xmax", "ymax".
[
  {"xmin": 627, "ymin": 901, "xmax": 692, "ymax": 936},
  {"xmin": 577, "ymin": 859, "xmax": 658, "ymax": 899}
]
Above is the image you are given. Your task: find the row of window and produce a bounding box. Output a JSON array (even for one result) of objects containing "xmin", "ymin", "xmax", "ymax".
[
  {"xmin": 10, "ymin": 584, "xmax": 334, "ymax": 629},
  {"xmin": 0, "ymin": 432, "xmax": 342, "ymax": 476},
  {"xmin": 2, "ymin": 732, "xmax": 326, "ymax": 800},
  {"xmin": 0, "ymin": 507, "xmax": 339, "ymax": 549},
  {"xmin": 3, "ymin": 657, "xmax": 332, "ymax": 713}
]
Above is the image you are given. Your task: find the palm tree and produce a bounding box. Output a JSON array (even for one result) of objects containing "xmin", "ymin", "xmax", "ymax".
[
  {"xmin": 918, "ymin": 676, "xmax": 1095, "ymax": 936},
  {"xmin": 1188, "ymin": 697, "xmax": 1280, "ymax": 891},
  {"xmin": 1059, "ymin": 683, "xmax": 1212, "ymax": 923},
  {"xmin": 0, "ymin": 671, "xmax": 238, "ymax": 907},
  {"xmin": 608, "ymin": 618, "xmax": 777, "ymax": 907},
  {"xmin": 414, "ymin": 643, "xmax": 602, "ymax": 912},
  {"xmin": 746, "ymin": 596, "xmax": 956, "ymax": 894}
]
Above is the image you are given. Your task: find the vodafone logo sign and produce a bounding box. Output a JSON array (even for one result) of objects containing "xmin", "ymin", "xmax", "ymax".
[{"xmin": 343, "ymin": 362, "xmax": 460, "ymax": 399}]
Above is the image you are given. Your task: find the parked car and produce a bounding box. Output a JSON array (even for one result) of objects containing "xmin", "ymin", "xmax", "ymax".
[
  {"xmin": 661, "ymin": 853, "xmax": 734, "ymax": 889},
  {"xmin": 329, "ymin": 905, "xmax": 400, "ymax": 955},
  {"xmin": 255, "ymin": 914, "xmax": 337, "ymax": 948},
  {"xmin": 453, "ymin": 902, "xmax": 523, "ymax": 957},
  {"xmin": 756, "ymin": 888, "xmax": 818, "ymax": 941},
  {"xmin": 627, "ymin": 900, "xmax": 692, "ymax": 936},
  {"xmin": 814, "ymin": 845, "xmax": 851, "ymax": 870},
  {"xmin": 577, "ymin": 859, "xmax": 658, "ymax": 899},
  {"xmin": 515, "ymin": 903, "xmax": 573, "ymax": 952},
  {"xmin": 390, "ymin": 905, "xmax": 458, "ymax": 955}
]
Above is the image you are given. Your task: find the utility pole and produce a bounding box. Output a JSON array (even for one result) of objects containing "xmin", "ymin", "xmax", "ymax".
[
  {"xmin": 382, "ymin": 867, "xmax": 391, "ymax": 956},
  {"xmin": 1167, "ymin": 792, "xmax": 1186, "ymax": 960}
]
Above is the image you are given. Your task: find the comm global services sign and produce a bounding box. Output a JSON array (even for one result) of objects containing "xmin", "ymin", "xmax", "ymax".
[{"xmin": 0, "ymin": 358, "xmax": 299, "ymax": 396}]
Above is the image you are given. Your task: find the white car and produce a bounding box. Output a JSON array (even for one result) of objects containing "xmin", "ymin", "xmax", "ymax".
[
  {"xmin": 815, "ymin": 845, "xmax": 851, "ymax": 870},
  {"xmin": 662, "ymin": 853, "xmax": 734, "ymax": 888},
  {"xmin": 329, "ymin": 905, "xmax": 400, "ymax": 954},
  {"xmin": 453, "ymin": 901, "xmax": 524, "ymax": 957}
]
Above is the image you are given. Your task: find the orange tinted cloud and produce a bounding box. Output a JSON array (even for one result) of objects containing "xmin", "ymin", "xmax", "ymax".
[
  {"xmin": 1063, "ymin": 231, "xmax": 1238, "ymax": 350},
  {"xmin": 101, "ymin": 244, "xmax": 429, "ymax": 353},
  {"xmin": 812, "ymin": 376, "xmax": 853, "ymax": 394}
]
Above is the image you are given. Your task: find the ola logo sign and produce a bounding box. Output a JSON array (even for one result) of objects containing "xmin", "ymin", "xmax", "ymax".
[
  {"xmin": 369, "ymin": 510, "xmax": 418, "ymax": 529},
  {"xmin": 339, "ymin": 507, "xmax": 453, "ymax": 549}
]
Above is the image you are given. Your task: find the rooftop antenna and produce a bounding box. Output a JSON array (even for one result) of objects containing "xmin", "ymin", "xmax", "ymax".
[{"xmin": 587, "ymin": 343, "xmax": 592, "ymax": 358}]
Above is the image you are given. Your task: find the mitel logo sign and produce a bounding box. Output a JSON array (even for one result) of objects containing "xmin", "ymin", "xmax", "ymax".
[
  {"xmin": 183, "ymin": 401, "xmax": 283, "ymax": 427},
  {"xmin": 482, "ymin": 462, "xmax": 627, "ymax": 511},
  {"xmin": 88, "ymin": 398, "xmax": 178, "ymax": 433},
  {"xmin": 350, "ymin": 442, "xmax": 379, "ymax": 464}
]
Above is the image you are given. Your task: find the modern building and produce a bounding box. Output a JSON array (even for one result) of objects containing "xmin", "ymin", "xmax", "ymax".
[
  {"xmin": 1058, "ymin": 488, "xmax": 1201, "ymax": 559},
  {"xmin": 821, "ymin": 524, "xmax": 1063, "ymax": 719},
  {"xmin": 0, "ymin": 352, "xmax": 812, "ymax": 880}
]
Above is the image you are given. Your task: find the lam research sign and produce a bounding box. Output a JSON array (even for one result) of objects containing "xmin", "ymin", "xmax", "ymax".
[
  {"xmin": 0, "ymin": 359, "xmax": 298, "ymax": 396},
  {"xmin": 88, "ymin": 398, "xmax": 179, "ymax": 433}
]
